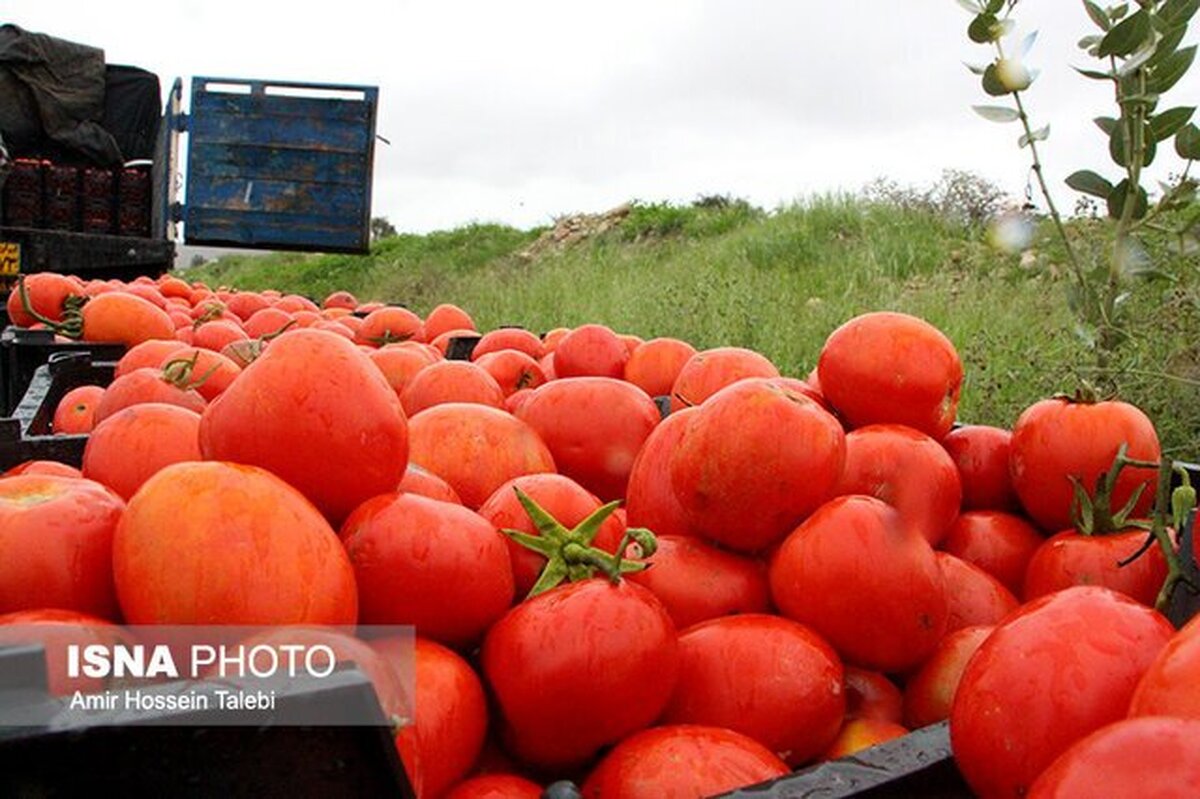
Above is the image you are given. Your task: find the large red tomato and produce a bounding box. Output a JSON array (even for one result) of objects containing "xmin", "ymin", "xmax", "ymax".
[
  {"xmin": 423, "ymin": 303, "xmax": 476, "ymax": 342},
  {"xmin": 1023, "ymin": 528, "xmax": 1167, "ymax": 607},
  {"xmin": 626, "ymin": 535, "xmax": 769, "ymax": 629},
  {"xmin": 113, "ymin": 461, "xmax": 357, "ymax": 625},
  {"xmin": 671, "ymin": 378, "xmax": 845, "ymax": 553},
  {"xmin": 941, "ymin": 424, "xmax": 1018, "ymax": 511},
  {"xmin": 950, "ymin": 586, "xmax": 1174, "ymax": 799},
  {"xmin": 553, "ymin": 323, "xmax": 629, "ymax": 378},
  {"xmin": 668, "ymin": 346, "xmax": 779, "ymax": 412},
  {"xmin": 0, "ymin": 475, "xmax": 125, "ymax": 619},
  {"xmin": 624, "ymin": 407, "xmax": 704, "ymax": 538},
  {"xmin": 833, "ymin": 423, "xmax": 962, "ymax": 545},
  {"xmin": 936, "ymin": 552, "xmax": 1019, "ymax": 632},
  {"xmin": 199, "ymin": 328, "xmax": 409, "ymax": 523},
  {"xmin": 662, "ymin": 614, "xmax": 845, "ymax": 766},
  {"xmin": 769, "ymin": 495, "xmax": 947, "ymax": 672},
  {"xmin": 623, "ymin": 337, "xmax": 697, "ymax": 398},
  {"xmin": 817, "ymin": 311, "xmax": 962, "ymax": 438},
  {"xmin": 400, "ymin": 360, "xmax": 506, "ymax": 416},
  {"xmin": 581, "ymin": 725, "xmax": 788, "ymax": 799},
  {"xmin": 1009, "ymin": 397, "xmax": 1159, "ymax": 533},
  {"xmin": 515, "ymin": 377, "xmax": 659, "ymax": 501},
  {"xmin": 1028, "ymin": 717, "xmax": 1200, "ymax": 799},
  {"xmin": 82, "ymin": 403, "xmax": 203, "ymax": 500},
  {"xmin": 902, "ymin": 624, "xmax": 993, "ymax": 729},
  {"xmin": 408, "ymin": 404, "xmax": 555, "ymax": 508},
  {"xmin": 940, "ymin": 510, "xmax": 1046, "ymax": 596},
  {"xmin": 480, "ymin": 579, "xmax": 678, "ymax": 770},
  {"xmin": 340, "ymin": 493, "xmax": 513, "ymax": 647}
]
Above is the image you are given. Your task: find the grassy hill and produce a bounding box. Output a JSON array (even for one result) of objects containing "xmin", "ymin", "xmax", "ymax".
[{"xmin": 186, "ymin": 196, "xmax": 1200, "ymax": 455}]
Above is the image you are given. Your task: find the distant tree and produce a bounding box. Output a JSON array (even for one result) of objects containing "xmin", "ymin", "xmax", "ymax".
[{"xmin": 371, "ymin": 216, "xmax": 397, "ymax": 241}]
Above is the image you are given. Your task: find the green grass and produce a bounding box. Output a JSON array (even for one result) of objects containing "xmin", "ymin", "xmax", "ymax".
[{"xmin": 186, "ymin": 197, "xmax": 1200, "ymax": 455}]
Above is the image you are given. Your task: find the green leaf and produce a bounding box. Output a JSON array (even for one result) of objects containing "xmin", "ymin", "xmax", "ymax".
[
  {"xmin": 1147, "ymin": 45, "xmax": 1196, "ymax": 94},
  {"xmin": 956, "ymin": 0, "xmax": 984, "ymax": 13},
  {"xmin": 1083, "ymin": 0, "xmax": 1111, "ymax": 30},
  {"xmin": 969, "ymin": 13, "xmax": 1000, "ymax": 43},
  {"xmin": 1110, "ymin": 122, "xmax": 1130, "ymax": 167},
  {"xmin": 1019, "ymin": 124, "xmax": 1051, "ymax": 147},
  {"xmin": 1162, "ymin": 0, "xmax": 1200, "ymax": 27},
  {"xmin": 1147, "ymin": 25, "xmax": 1188, "ymax": 69},
  {"xmin": 1075, "ymin": 66, "xmax": 1115, "ymax": 80},
  {"xmin": 1177, "ymin": 123, "xmax": 1200, "ymax": 159},
  {"xmin": 1098, "ymin": 10, "xmax": 1152, "ymax": 57},
  {"xmin": 1079, "ymin": 34, "xmax": 1104, "ymax": 51},
  {"xmin": 973, "ymin": 105, "xmax": 1020, "ymax": 123},
  {"xmin": 982, "ymin": 64, "xmax": 1011, "ymax": 96},
  {"xmin": 965, "ymin": 62, "xmax": 988, "ymax": 76},
  {"xmin": 1111, "ymin": 3, "xmax": 1130, "ymax": 21},
  {"xmin": 1118, "ymin": 38, "xmax": 1160, "ymax": 76},
  {"xmin": 1095, "ymin": 116, "xmax": 1118, "ymax": 135},
  {"xmin": 1149, "ymin": 106, "xmax": 1196, "ymax": 142},
  {"xmin": 1143, "ymin": 136, "xmax": 1158, "ymax": 167},
  {"xmin": 985, "ymin": 0, "xmax": 1004, "ymax": 12},
  {"xmin": 1107, "ymin": 179, "xmax": 1150, "ymax": 220},
  {"xmin": 1066, "ymin": 169, "xmax": 1115, "ymax": 198}
]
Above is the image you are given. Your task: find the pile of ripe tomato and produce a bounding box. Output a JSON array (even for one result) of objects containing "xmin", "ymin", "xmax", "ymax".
[{"xmin": 1, "ymin": 271, "xmax": 1199, "ymax": 799}]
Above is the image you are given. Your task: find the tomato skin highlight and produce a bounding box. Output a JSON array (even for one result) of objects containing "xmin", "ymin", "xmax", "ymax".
[
  {"xmin": 662, "ymin": 614, "xmax": 845, "ymax": 767},
  {"xmin": 950, "ymin": 586, "xmax": 1174, "ymax": 799},
  {"xmin": 1009, "ymin": 397, "xmax": 1160, "ymax": 533},
  {"xmin": 769, "ymin": 495, "xmax": 947, "ymax": 672},
  {"xmin": 581, "ymin": 725, "xmax": 789, "ymax": 799},
  {"xmin": 480, "ymin": 579, "xmax": 678, "ymax": 771},
  {"xmin": 1027, "ymin": 717, "xmax": 1200, "ymax": 799}
]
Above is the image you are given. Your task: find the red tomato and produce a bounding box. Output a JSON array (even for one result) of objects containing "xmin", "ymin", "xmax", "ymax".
[
  {"xmin": 158, "ymin": 347, "xmax": 242, "ymax": 401},
  {"xmin": 627, "ymin": 535, "xmax": 769, "ymax": 629},
  {"xmin": 391, "ymin": 638, "xmax": 489, "ymax": 799},
  {"xmin": 340, "ymin": 493, "xmax": 513, "ymax": 647},
  {"xmin": 368, "ymin": 344, "xmax": 438, "ymax": 399},
  {"xmin": 443, "ymin": 774, "xmax": 541, "ymax": 799},
  {"xmin": 52, "ymin": 384, "xmax": 105, "ymax": 434},
  {"xmin": 769, "ymin": 495, "xmax": 947, "ymax": 672},
  {"xmin": 93, "ymin": 366, "xmax": 207, "ymax": 423},
  {"xmin": 1, "ymin": 461, "xmax": 82, "ymax": 478},
  {"xmin": 671, "ymin": 378, "xmax": 845, "ymax": 552},
  {"xmin": 114, "ymin": 339, "xmax": 189, "ymax": 378},
  {"xmin": 581, "ymin": 725, "xmax": 788, "ymax": 799},
  {"xmin": 223, "ymin": 291, "xmax": 271, "ymax": 322},
  {"xmin": 472, "ymin": 328, "xmax": 544, "ymax": 361},
  {"xmin": 662, "ymin": 614, "xmax": 845, "ymax": 766},
  {"xmin": 401, "ymin": 360, "xmax": 506, "ymax": 416},
  {"xmin": 843, "ymin": 667, "xmax": 903, "ymax": 723},
  {"xmin": 113, "ymin": 461, "xmax": 357, "ymax": 624},
  {"xmin": 1028, "ymin": 717, "xmax": 1200, "ymax": 799},
  {"xmin": 408, "ymin": 404, "xmax": 555, "ymax": 509},
  {"xmin": 476, "ymin": 473, "xmax": 626, "ymax": 598},
  {"xmin": 424, "ymin": 303, "xmax": 477, "ymax": 342},
  {"xmin": 192, "ymin": 319, "xmax": 249, "ymax": 352},
  {"xmin": 817, "ymin": 311, "xmax": 963, "ymax": 439},
  {"xmin": 936, "ymin": 552, "xmax": 1019, "ymax": 632},
  {"xmin": 356, "ymin": 306, "xmax": 425, "ymax": 346},
  {"xmin": 834, "ymin": 424, "xmax": 962, "ymax": 545},
  {"xmin": 1128, "ymin": 612, "xmax": 1200, "ymax": 719},
  {"xmin": 322, "ymin": 290, "xmax": 359, "ymax": 310},
  {"xmin": 399, "ymin": 464, "xmax": 463, "ymax": 504},
  {"xmin": 541, "ymin": 327, "xmax": 570, "ymax": 353},
  {"xmin": 624, "ymin": 406, "xmax": 704, "ymax": 538},
  {"xmin": 473, "ymin": 350, "xmax": 547, "ymax": 397},
  {"xmin": 1022, "ymin": 528, "xmax": 1167, "ymax": 607},
  {"xmin": 950, "ymin": 586, "xmax": 1174, "ymax": 799},
  {"xmin": 7, "ymin": 273, "xmax": 79, "ymax": 327},
  {"xmin": 942, "ymin": 424, "xmax": 1019, "ymax": 511},
  {"xmin": 82, "ymin": 403, "xmax": 203, "ymax": 500},
  {"xmin": 480, "ymin": 579, "xmax": 678, "ymax": 770},
  {"xmin": 940, "ymin": 510, "xmax": 1045, "ymax": 596},
  {"xmin": 242, "ymin": 306, "xmax": 295, "ymax": 339},
  {"xmin": 553, "ymin": 323, "xmax": 629, "ymax": 378},
  {"xmin": 1009, "ymin": 397, "xmax": 1160, "ymax": 533},
  {"xmin": 623, "ymin": 337, "xmax": 697, "ymax": 398},
  {"xmin": 199, "ymin": 328, "xmax": 409, "ymax": 523},
  {"xmin": 0, "ymin": 475, "xmax": 124, "ymax": 618},
  {"xmin": 902, "ymin": 625, "xmax": 993, "ymax": 729},
  {"xmin": 819, "ymin": 718, "xmax": 909, "ymax": 761},
  {"xmin": 668, "ymin": 346, "xmax": 779, "ymax": 412},
  {"xmin": 515, "ymin": 377, "xmax": 659, "ymax": 501}
]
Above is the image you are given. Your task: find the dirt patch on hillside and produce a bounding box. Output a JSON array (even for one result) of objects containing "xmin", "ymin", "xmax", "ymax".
[{"xmin": 518, "ymin": 203, "xmax": 631, "ymax": 260}]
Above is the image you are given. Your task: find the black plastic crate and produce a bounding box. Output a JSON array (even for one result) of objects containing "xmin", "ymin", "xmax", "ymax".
[
  {"xmin": 446, "ymin": 334, "xmax": 481, "ymax": 361},
  {"xmin": 0, "ymin": 352, "xmax": 115, "ymax": 471},
  {"xmin": 0, "ymin": 645, "xmax": 415, "ymax": 799},
  {"xmin": 0, "ymin": 327, "xmax": 125, "ymax": 417}
]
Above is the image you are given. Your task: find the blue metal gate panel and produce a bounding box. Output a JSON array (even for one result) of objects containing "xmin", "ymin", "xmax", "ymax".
[{"xmin": 183, "ymin": 77, "xmax": 378, "ymax": 253}]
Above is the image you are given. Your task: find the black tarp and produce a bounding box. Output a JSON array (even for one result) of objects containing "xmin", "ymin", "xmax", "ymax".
[{"xmin": 0, "ymin": 24, "xmax": 159, "ymax": 167}]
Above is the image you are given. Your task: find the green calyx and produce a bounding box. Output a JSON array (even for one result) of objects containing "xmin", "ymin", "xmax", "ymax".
[
  {"xmin": 1069, "ymin": 442, "xmax": 1155, "ymax": 536},
  {"xmin": 161, "ymin": 351, "xmax": 220, "ymax": 393},
  {"xmin": 17, "ymin": 276, "xmax": 86, "ymax": 339},
  {"xmin": 501, "ymin": 487, "xmax": 657, "ymax": 600}
]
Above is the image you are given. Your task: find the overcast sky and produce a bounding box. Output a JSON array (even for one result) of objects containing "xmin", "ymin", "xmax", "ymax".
[{"xmin": 6, "ymin": 1, "xmax": 1199, "ymax": 233}]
